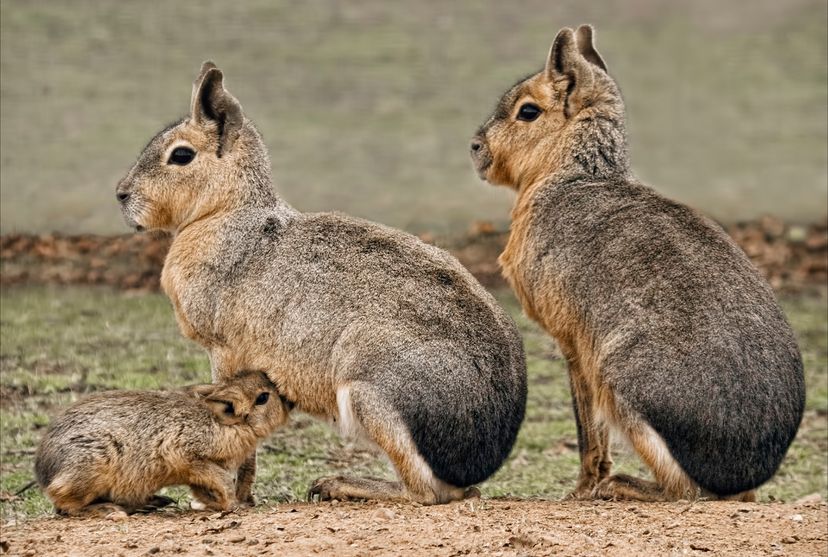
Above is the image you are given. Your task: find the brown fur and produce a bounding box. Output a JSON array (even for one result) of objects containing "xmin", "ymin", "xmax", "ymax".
[
  {"xmin": 35, "ymin": 372, "xmax": 290, "ymax": 516},
  {"xmin": 471, "ymin": 25, "xmax": 804, "ymax": 501},
  {"xmin": 116, "ymin": 63, "xmax": 527, "ymax": 504}
]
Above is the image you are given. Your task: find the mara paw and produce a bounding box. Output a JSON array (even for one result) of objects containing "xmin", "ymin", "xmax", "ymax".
[
  {"xmin": 134, "ymin": 495, "xmax": 176, "ymax": 514},
  {"xmin": 591, "ymin": 474, "xmax": 666, "ymax": 502},
  {"xmin": 307, "ymin": 476, "xmax": 351, "ymax": 502}
]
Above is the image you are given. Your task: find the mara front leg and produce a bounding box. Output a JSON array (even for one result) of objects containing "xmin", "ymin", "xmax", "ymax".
[
  {"xmin": 308, "ymin": 382, "xmax": 477, "ymax": 505},
  {"xmin": 235, "ymin": 453, "xmax": 257, "ymax": 506},
  {"xmin": 565, "ymin": 351, "xmax": 612, "ymax": 499}
]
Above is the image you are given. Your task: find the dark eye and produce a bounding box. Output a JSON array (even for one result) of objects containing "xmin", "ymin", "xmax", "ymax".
[
  {"xmin": 224, "ymin": 402, "xmax": 235, "ymax": 414},
  {"xmin": 255, "ymin": 392, "xmax": 270, "ymax": 406},
  {"xmin": 168, "ymin": 147, "xmax": 196, "ymax": 165},
  {"xmin": 516, "ymin": 103, "xmax": 542, "ymax": 122}
]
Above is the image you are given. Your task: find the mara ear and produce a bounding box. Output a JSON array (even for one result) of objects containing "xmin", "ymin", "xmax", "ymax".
[
  {"xmin": 186, "ymin": 383, "xmax": 217, "ymax": 398},
  {"xmin": 191, "ymin": 60, "xmax": 218, "ymax": 95},
  {"xmin": 545, "ymin": 27, "xmax": 595, "ymax": 117},
  {"xmin": 205, "ymin": 395, "xmax": 246, "ymax": 426},
  {"xmin": 575, "ymin": 25, "xmax": 607, "ymax": 72},
  {"xmin": 190, "ymin": 61, "xmax": 244, "ymax": 157},
  {"xmin": 278, "ymin": 394, "xmax": 295, "ymax": 411}
]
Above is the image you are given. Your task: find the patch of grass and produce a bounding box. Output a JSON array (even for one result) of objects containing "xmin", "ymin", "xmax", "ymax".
[{"xmin": 1, "ymin": 285, "xmax": 825, "ymax": 520}]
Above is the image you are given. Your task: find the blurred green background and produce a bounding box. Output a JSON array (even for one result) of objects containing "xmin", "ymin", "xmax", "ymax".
[{"xmin": 1, "ymin": 0, "xmax": 826, "ymax": 234}]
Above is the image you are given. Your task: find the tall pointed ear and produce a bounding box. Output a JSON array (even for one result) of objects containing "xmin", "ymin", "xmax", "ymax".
[
  {"xmin": 191, "ymin": 60, "xmax": 218, "ymax": 101},
  {"xmin": 545, "ymin": 27, "xmax": 595, "ymax": 117},
  {"xmin": 190, "ymin": 62, "xmax": 244, "ymax": 157},
  {"xmin": 575, "ymin": 25, "xmax": 607, "ymax": 72}
]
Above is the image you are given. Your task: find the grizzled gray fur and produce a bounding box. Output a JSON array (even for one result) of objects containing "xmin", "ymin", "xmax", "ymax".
[
  {"xmin": 471, "ymin": 24, "xmax": 804, "ymax": 500},
  {"xmin": 116, "ymin": 62, "xmax": 527, "ymax": 504}
]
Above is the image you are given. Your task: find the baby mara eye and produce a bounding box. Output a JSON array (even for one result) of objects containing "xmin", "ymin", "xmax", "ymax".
[
  {"xmin": 516, "ymin": 103, "xmax": 542, "ymax": 122},
  {"xmin": 223, "ymin": 402, "xmax": 235, "ymax": 415},
  {"xmin": 168, "ymin": 146, "xmax": 196, "ymax": 166},
  {"xmin": 255, "ymin": 392, "xmax": 270, "ymax": 406}
]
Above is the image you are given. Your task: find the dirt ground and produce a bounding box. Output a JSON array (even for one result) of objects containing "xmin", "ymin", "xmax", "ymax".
[{"xmin": 1, "ymin": 498, "xmax": 826, "ymax": 557}]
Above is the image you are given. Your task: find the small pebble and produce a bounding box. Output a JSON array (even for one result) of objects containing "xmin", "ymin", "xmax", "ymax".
[
  {"xmin": 794, "ymin": 493, "xmax": 822, "ymax": 506},
  {"xmin": 372, "ymin": 508, "xmax": 396, "ymax": 521}
]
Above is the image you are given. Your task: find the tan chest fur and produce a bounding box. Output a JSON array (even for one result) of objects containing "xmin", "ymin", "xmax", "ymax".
[
  {"xmin": 161, "ymin": 231, "xmax": 214, "ymax": 348},
  {"xmin": 161, "ymin": 224, "xmax": 339, "ymax": 419},
  {"xmin": 499, "ymin": 185, "xmax": 580, "ymax": 342},
  {"xmin": 500, "ymin": 185, "xmax": 611, "ymax": 418}
]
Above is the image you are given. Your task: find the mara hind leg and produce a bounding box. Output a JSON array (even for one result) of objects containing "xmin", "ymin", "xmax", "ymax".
[
  {"xmin": 46, "ymin": 471, "xmax": 132, "ymax": 517},
  {"xmin": 308, "ymin": 383, "xmax": 474, "ymax": 505},
  {"xmin": 564, "ymin": 350, "xmax": 612, "ymax": 498},
  {"xmin": 592, "ymin": 418, "xmax": 699, "ymax": 501},
  {"xmin": 590, "ymin": 412, "xmax": 758, "ymax": 502}
]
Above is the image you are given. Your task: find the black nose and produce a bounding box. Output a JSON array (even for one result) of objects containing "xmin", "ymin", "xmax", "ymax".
[
  {"xmin": 116, "ymin": 191, "xmax": 130, "ymax": 203},
  {"xmin": 470, "ymin": 139, "xmax": 483, "ymax": 152}
]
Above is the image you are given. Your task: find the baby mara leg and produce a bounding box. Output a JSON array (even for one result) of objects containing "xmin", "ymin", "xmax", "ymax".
[
  {"xmin": 187, "ymin": 461, "xmax": 238, "ymax": 511},
  {"xmin": 46, "ymin": 470, "xmax": 154, "ymax": 516},
  {"xmin": 235, "ymin": 453, "xmax": 257, "ymax": 506}
]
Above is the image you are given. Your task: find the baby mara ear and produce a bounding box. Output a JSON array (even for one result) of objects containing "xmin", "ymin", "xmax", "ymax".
[
  {"xmin": 204, "ymin": 390, "xmax": 250, "ymax": 426},
  {"xmin": 190, "ymin": 61, "xmax": 244, "ymax": 158},
  {"xmin": 279, "ymin": 394, "xmax": 295, "ymax": 411},
  {"xmin": 186, "ymin": 383, "xmax": 217, "ymax": 398}
]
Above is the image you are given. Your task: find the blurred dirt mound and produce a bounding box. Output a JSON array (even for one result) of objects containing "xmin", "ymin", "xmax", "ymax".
[
  {"xmin": 445, "ymin": 217, "xmax": 828, "ymax": 293},
  {"xmin": 0, "ymin": 233, "xmax": 171, "ymax": 291},
  {"xmin": 1, "ymin": 217, "xmax": 826, "ymax": 293}
]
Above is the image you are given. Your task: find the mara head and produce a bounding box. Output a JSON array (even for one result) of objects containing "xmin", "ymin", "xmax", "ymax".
[
  {"xmin": 190, "ymin": 370, "xmax": 292, "ymax": 436},
  {"xmin": 470, "ymin": 25, "xmax": 628, "ymax": 191},
  {"xmin": 116, "ymin": 62, "xmax": 274, "ymax": 232}
]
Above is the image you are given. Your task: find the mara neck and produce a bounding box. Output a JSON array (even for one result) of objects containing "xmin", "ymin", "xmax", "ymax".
[{"xmin": 173, "ymin": 192, "xmax": 299, "ymax": 239}]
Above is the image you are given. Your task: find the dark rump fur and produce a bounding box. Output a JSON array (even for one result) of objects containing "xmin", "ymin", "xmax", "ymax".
[{"xmin": 528, "ymin": 179, "xmax": 805, "ymax": 494}]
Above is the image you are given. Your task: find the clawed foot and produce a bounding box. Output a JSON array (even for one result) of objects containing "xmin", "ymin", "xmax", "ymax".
[
  {"xmin": 308, "ymin": 475, "xmax": 407, "ymax": 503},
  {"xmin": 73, "ymin": 502, "xmax": 130, "ymax": 518},
  {"xmin": 237, "ymin": 493, "xmax": 256, "ymax": 508},
  {"xmin": 308, "ymin": 476, "xmax": 480, "ymax": 504},
  {"xmin": 307, "ymin": 476, "xmax": 354, "ymax": 502},
  {"xmin": 564, "ymin": 477, "xmax": 602, "ymax": 500},
  {"xmin": 463, "ymin": 486, "xmax": 481, "ymax": 500},
  {"xmin": 133, "ymin": 495, "xmax": 176, "ymax": 514},
  {"xmin": 591, "ymin": 474, "xmax": 666, "ymax": 502}
]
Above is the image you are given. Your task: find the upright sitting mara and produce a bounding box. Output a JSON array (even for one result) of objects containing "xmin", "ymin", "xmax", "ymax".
[{"xmin": 470, "ymin": 24, "xmax": 804, "ymax": 501}]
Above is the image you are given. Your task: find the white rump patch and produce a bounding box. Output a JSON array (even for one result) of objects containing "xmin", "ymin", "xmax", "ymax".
[{"xmin": 336, "ymin": 385, "xmax": 360, "ymax": 439}]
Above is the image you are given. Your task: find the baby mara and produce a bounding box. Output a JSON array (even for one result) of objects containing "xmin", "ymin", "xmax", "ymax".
[{"xmin": 35, "ymin": 371, "xmax": 291, "ymax": 517}]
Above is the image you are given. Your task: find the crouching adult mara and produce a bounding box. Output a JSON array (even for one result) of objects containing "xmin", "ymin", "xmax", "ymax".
[{"xmin": 116, "ymin": 62, "xmax": 527, "ymax": 505}]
